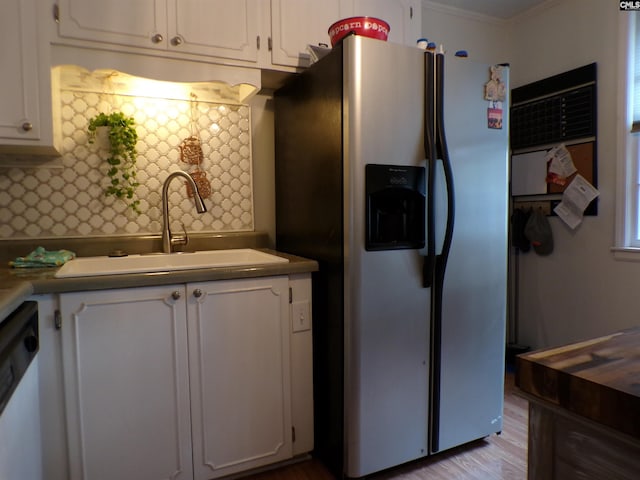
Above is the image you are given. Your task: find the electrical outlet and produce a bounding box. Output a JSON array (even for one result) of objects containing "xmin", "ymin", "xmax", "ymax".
[{"xmin": 291, "ymin": 300, "xmax": 311, "ymax": 333}]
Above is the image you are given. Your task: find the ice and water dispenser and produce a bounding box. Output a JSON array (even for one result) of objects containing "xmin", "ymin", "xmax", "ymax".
[{"xmin": 365, "ymin": 164, "xmax": 426, "ymax": 251}]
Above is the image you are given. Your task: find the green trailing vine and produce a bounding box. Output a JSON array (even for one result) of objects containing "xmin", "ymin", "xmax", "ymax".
[{"xmin": 87, "ymin": 111, "xmax": 141, "ymax": 214}]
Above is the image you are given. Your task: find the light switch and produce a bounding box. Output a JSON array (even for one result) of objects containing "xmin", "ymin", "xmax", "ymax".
[{"xmin": 291, "ymin": 300, "xmax": 311, "ymax": 333}]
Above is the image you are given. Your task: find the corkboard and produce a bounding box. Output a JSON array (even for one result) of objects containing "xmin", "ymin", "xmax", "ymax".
[{"xmin": 548, "ymin": 142, "xmax": 596, "ymax": 193}]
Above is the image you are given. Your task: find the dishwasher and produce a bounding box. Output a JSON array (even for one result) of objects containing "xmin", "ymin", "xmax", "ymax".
[{"xmin": 0, "ymin": 300, "xmax": 42, "ymax": 480}]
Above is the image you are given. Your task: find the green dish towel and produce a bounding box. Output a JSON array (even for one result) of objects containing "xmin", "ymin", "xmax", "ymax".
[{"xmin": 9, "ymin": 246, "xmax": 76, "ymax": 268}]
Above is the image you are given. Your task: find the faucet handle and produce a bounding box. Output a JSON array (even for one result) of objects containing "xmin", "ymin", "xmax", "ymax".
[{"xmin": 170, "ymin": 222, "xmax": 189, "ymax": 248}]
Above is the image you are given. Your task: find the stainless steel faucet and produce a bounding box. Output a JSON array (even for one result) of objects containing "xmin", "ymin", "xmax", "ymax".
[{"xmin": 161, "ymin": 170, "xmax": 207, "ymax": 253}]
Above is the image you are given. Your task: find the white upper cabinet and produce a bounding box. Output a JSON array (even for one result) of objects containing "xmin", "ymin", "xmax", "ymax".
[
  {"xmin": 169, "ymin": 0, "xmax": 262, "ymax": 62},
  {"xmin": 269, "ymin": 0, "xmax": 421, "ymax": 68},
  {"xmin": 56, "ymin": 0, "xmax": 263, "ymax": 63},
  {"xmin": 52, "ymin": 0, "xmax": 421, "ymax": 75},
  {"xmin": 270, "ymin": 0, "xmax": 348, "ymax": 68},
  {"xmin": 56, "ymin": 0, "xmax": 167, "ymax": 50},
  {"xmin": 350, "ymin": 0, "xmax": 421, "ymax": 46},
  {"xmin": 0, "ymin": 0, "xmax": 59, "ymax": 156}
]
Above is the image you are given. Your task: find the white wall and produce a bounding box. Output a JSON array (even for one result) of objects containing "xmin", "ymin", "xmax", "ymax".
[
  {"xmin": 421, "ymin": 1, "xmax": 511, "ymax": 65},
  {"xmin": 508, "ymin": 0, "xmax": 640, "ymax": 349}
]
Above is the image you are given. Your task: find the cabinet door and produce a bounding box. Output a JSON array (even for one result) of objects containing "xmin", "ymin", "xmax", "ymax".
[
  {"xmin": 60, "ymin": 286, "xmax": 193, "ymax": 480},
  {"xmin": 351, "ymin": 0, "xmax": 421, "ymax": 46},
  {"xmin": 270, "ymin": 0, "xmax": 349, "ymax": 68},
  {"xmin": 57, "ymin": 0, "xmax": 169, "ymax": 49},
  {"xmin": 187, "ymin": 277, "xmax": 292, "ymax": 480},
  {"xmin": 0, "ymin": 0, "xmax": 42, "ymax": 143},
  {"xmin": 168, "ymin": 0, "xmax": 262, "ymax": 62}
]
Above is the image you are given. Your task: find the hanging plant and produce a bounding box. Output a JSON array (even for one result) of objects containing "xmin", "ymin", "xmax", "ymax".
[{"xmin": 87, "ymin": 111, "xmax": 141, "ymax": 214}]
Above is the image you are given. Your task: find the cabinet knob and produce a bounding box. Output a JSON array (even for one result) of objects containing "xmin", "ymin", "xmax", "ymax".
[
  {"xmin": 21, "ymin": 122, "xmax": 33, "ymax": 132},
  {"xmin": 151, "ymin": 33, "xmax": 164, "ymax": 44},
  {"xmin": 193, "ymin": 288, "xmax": 203, "ymax": 298},
  {"xmin": 171, "ymin": 36, "xmax": 183, "ymax": 46},
  {"xmin": 171, "ymin": 291, "xmax": 181, "ymax": 300}
]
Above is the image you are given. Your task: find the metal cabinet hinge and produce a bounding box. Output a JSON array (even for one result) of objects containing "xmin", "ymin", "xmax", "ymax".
[
  {"xmin": 289, "ymin": 287, "xmax": 293, "ymax": 304},
  {"xmin": 268, "ymin": 36, "xmax": 272, "ymax": 51},
  {"xmin": 257, "ymin": 35, "xmax": 261, "ymax": 50},
  {"xmin": 292, "ymin": 426, "xmax": 296, "ymax": 442},
  {"xmin": 410, "ymin": 6, "xmax": 414, "ymax": 19},
  {"xmin": 53, "ymin": 4, "xmax": 60, "ymax": 23},
  {"xmin": 54, "ymin": 309, "xmax": 62, "ymax": 330}
]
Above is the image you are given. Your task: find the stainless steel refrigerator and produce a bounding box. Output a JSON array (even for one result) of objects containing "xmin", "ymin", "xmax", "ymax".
[{"xmin": 274, "ymin": 35, "xmax": 509, "ymax": 478}]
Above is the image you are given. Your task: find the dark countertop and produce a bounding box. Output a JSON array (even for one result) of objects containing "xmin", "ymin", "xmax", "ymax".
[
  {"xmin": 516, "ymin": 327, "xmax": 640, "ymax": 440},
  {"xmin": 0, "ymin": 241, "xmax": 318, "ymax": 322}
]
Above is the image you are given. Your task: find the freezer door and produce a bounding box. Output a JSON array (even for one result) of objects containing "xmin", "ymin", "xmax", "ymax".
[
  {"xmin": 342, "ymin": 36, "xmax": 431, "ymax": 478},
  {"xmin": 434, "ymin": 58, "xmax": 509, "ymax": 453}
]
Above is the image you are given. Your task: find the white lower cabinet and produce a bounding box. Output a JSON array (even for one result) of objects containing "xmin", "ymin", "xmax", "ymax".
[
  {"xmin": 60, "ymin": 285, "xmax": 193, "ymax": 480},
  {"xmin": 188, "ymin": 277, "xmax": 292, "ymax": 479},
  {"xmin": 56, "ymin": 274, "xmax": 312, "ymax": 480}
]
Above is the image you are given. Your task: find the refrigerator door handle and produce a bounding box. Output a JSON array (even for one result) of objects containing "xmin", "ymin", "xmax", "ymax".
[
  {"xmin": 423, "ymin": 51, "xmax": 437, "ymax": 289},
  {"xmin": 435, "ymin": 52, "xmax": 455, "ymax": 261},
  {"xmin": 430, "ymin": 50, "xmax": 456, "ymax": 454}
]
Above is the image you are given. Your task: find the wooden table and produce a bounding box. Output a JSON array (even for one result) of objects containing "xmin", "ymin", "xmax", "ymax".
[{"xmin": 516, "ymin": 327, "xmax": 640, "ymax": 480}]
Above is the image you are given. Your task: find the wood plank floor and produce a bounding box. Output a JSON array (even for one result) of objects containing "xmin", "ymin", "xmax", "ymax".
[{"xmin": 240, "ymin": 372, "xmax": 528, "ymax": 480}]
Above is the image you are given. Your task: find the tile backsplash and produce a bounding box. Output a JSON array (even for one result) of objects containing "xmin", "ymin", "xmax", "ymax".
[{"xmin": 0, "ymin": 70, "xmax": 253, "ymax": 239}]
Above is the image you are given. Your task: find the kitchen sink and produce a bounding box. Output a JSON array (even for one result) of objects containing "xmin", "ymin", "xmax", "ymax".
[{"xmin": 54, "ymin": 249, "xmax": 288, "ymax": 278}]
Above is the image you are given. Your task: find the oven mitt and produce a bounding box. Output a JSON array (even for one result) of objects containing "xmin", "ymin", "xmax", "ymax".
[
  {"xmin": 9, "ymin": 246, "xmax": 76, "ymax": 268},
  {"xmin": 524, "ymin": 209, "xmax": 553, "ymax": 255}
]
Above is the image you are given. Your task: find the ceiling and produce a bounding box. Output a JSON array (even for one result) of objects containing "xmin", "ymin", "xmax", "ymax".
[{"xmin": 429, "ymin": 0, "xmax": 549, "ymax": 19}]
